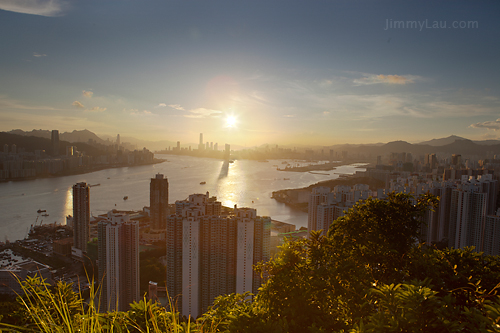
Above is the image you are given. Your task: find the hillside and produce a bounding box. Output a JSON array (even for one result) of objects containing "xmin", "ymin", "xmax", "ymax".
[{"xmin": 0, "ymin": 132, "xmax": 106, "ymax": 156}]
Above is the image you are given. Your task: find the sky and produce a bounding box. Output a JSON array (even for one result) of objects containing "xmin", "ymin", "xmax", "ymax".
[{"xmin": 0, "ymin": 0, "xmax": 499, "ymax": 147}]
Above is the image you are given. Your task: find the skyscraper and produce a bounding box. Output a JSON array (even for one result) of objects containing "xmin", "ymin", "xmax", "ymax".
[
  {"xmin": 449, "ymin": 183, "xmax": 487, "ymax": 251},
  {"xmin": 198, "ymin": 133, "xmax": 204, "ymax": 150},
  {"xmin": 166, "ymin": 193, "xmax": 270, "ymax": 318},
  {"xmin": 150, "ymin": 174, "xmax": 169, "ymax": 230},
  {"xmin": 98, "ymin": 211, "xmax": 139, "ymax": 312},
  {"xmin": 72, "ymin": 182, "xmax": 90, "ymax": 258},
  {"xmin": 307, "ymin": 186, "xmax": 331, "ymax": 232},
  {"xmin": 51, "ymin": 130, "xmax": 59, "ymax": 156}
]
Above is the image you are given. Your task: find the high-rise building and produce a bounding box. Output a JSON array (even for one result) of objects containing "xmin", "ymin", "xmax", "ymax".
[
  {"xmin": 307, "ymin": 187, "xmax": 331, "ymax": 232},
  {"xmin": 389, "ymin": 175, "xmax": 498, "ymax": 250},
  {"xmin": 72, "ymin": 182, "xmax": 90, "ymax": 258},
  {"xmin": 116, "ymin": 134, "xmax": 120, "ymax": 147},
  {"xmin": 484, "ymin": 212, "xmax": 500, "ymax": 256},
  {"xmin": 165, "ymin": 193, "xmax": 270, "ymax": 318},
  {"xmin": 224, "ymin": 144, "xmax": 230, "ymax": 160},
  {"xmin": 98, "ymin": 211, "xmax": 139, "ymax": 312},
  {"xmin": 51, "ymin": 130, "xmax": 59, "ymax": 156},
  {"xmin": 449, "ymin": 182, "xmax": 487, "ymax": 251},
  {"xmin": 451, "ymin": 154, "xmax": 461, "ymax": 166},
  {"xmin": 308, "ymin": 185, "xmax": 371, "ymax": 236},
  {"xmin": 199, "ymin": 133, "xmax": 204, "ymax": 150},
  {"xmin": 150, "ymin": 174, "xmax": 169, "ymax": 230}
]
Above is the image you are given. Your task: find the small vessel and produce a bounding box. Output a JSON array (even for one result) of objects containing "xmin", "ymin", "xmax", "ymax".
[
  {"xmin": 123, "ymin": 196, "xmax": 128, "ymax": 200},
  {"xmin": 200, "ymin": 181, "xmax": 206, "ymax": 185},
  {"xmin": 37, "ymin": 209, "xmax": 46, "ymax": 213},
  {"xmin": 229, "ymin": 160, "xmax": 234, "ymax": 163},
  {"xmin": 42, "ymin": 213, "xmax": 49, "ymax": 217}
]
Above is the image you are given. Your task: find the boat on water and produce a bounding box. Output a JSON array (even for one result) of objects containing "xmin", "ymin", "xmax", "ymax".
[
  {"xmin": 42, "ymin": 213, "xmax": 49, "ymax": 217},
  {"xmin": 37, "ymin": 209, "xmax": 46, "ymax": 213},
  {"xmin": 123, "ymin": 196, "xmax": 128, "ymax": 200},
  {"xmin": 200, "ymin": 181, "xmax": 206, "ymax": 185}
]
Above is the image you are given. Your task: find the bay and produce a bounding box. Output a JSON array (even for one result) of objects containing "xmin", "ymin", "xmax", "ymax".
[{"xmin": 0, "ymin": 154, "xmax": 365, "ymax": 242}]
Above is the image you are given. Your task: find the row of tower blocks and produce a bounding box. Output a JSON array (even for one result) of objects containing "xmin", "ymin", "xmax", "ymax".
[
  {"xmin": 308, "ymin": 173, "xmax": 500, "ymax": 256},
  {"xmin": 71, "ymin": 174, "xmax": 271, "ymax": 318}
]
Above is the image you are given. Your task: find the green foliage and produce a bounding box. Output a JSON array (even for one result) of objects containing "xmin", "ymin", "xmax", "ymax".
[
  {"xmin": 252, "ymin": 193, "xmax": 440, "ymax": 332},
  {"xmin": 0, "ymin": 276, "xmax": 199, "ymax": 333},
  {"xmin": 15, "ymin": 276, "xmax": 83, "ymax": 331},
  {"xmin": 352, "ymin": 279, "xmax": 500, "ymax": 333}
]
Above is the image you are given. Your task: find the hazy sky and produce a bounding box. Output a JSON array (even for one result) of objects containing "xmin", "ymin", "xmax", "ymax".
[{"xmin": 0, "ymin": 1, "xmax": 499, "ymax": 146}]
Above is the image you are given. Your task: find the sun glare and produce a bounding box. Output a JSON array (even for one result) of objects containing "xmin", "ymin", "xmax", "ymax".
[{"xmin": 226, "ymin": 115, "xmax": 237, "ymax": 128}]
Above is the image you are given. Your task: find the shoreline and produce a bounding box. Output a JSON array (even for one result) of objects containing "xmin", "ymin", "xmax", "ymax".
[
  {"xmin": 0, "ymin": 159, "xmax": 165, "ymax": 184},
  {"xmin": 271, "ymin": 175, "xmax": 385, "ymax": 213}
]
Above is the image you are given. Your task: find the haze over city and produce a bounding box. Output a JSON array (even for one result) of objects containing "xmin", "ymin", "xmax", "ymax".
[{"xmin": 0, "ymin": 1, "xmax": 499, "ymax": 146}]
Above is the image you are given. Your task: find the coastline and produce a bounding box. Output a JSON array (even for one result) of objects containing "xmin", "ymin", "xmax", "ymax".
[
  {"xmin": 271, "ymin": 175, "xmax": 385, "ymax": 213},
  {"xmin": 0, "ymin": 158, "xmax": 165, "ymax": 183}
]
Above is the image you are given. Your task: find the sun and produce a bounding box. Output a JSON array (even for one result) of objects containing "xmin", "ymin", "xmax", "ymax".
[{"xmin": 226, "ymin": 115, "xmax": 237, "ymax": 128}]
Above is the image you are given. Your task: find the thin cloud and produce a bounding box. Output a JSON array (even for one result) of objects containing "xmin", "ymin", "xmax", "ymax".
[
  {"xmin": 82, "ymin": 90, "xmax": 93, "ymax": 98},
  {"xmin": 72, "ymin": 101, "xmax": 84, "ymax": 108},
  {"xmin": 33, "ymin": 52, "xmax": 47, "ymax": 57},
  {"xmin": 169, "ymin": 104, "xmax": 185, "ymax": 111},
  {"xmin": 0, "ymin": 0, "xmax": 67, "ymax": 17},
  {"xmin": 354, "ymin": 74, "xmax": 419, "ymax": 85},
  {"xmin": 185, "ymin": 108, "xmax": 222, "ymax": 118},
  {"xmin": 86, "ymin": 106, "xmax": 106, "ymax": 112},
  {"xmin": 470, "ymin": 119, "xmax": 500, "ymax": 131},
  {"xmin": 156, "ymin": 103, "xmax": 167, "ymax": 108},
  {"xmin": 131, "ymin": 110, "xmax": 153, "ymax": 116}
]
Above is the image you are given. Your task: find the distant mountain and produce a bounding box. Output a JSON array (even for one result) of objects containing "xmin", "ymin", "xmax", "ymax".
[
  {"xmin": 8, "ymin": 129, "xmax": 107, "ymax": 145},
  {"xmin": 473, "ymin": 139, "xmax": 500, "ymax": 146},
  {"xmin": 60, "ymin": 129, "xmax": 106, "ymax": 144},
  {"xmin": 418, "ymin": 135, "xmax": 500, "ymax": 146},
  {"xmin": 417, "ymin": 135, "xmax": 467, "ymax": 146}
]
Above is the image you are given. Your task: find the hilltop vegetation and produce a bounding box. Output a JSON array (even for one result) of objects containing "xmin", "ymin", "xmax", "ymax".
[{"xmin": 2, "ymin": 193, "xmax": 500, "ymax": 332}]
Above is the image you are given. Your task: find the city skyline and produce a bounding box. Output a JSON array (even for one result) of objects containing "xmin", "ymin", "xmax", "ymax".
[{"xmin": 0, "ymin": 1, "xmax": 499, "ymax": 146}]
